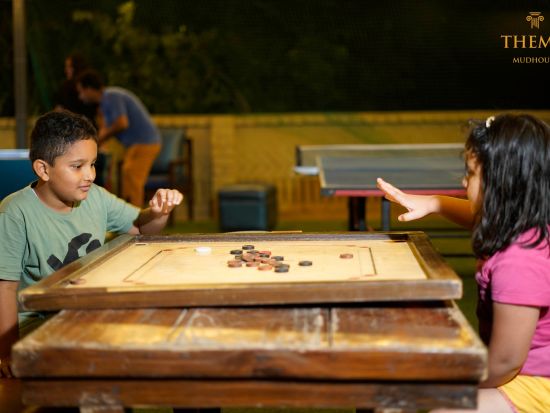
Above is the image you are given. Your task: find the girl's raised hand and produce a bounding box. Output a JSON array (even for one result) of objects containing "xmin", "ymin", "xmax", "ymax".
[
  {"xmin": 149, "ymin": 188, "xmax": 184, "ymax": 215},
  {"xmin": 376, "ymin": 177, "xmax": 437, "ymax": 222}
]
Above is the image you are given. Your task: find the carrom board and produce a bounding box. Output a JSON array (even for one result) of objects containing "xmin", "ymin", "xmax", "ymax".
[{"xmin": 19, "ymin": 232, "xmax": 462, "ymax": 310}]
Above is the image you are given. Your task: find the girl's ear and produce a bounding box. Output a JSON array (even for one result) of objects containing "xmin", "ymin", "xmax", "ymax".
[{"xmin": 32, "ymin": 159, "xmax": 50, "ymax": 181}]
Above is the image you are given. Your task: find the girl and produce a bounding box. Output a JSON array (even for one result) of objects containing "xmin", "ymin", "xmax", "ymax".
[{"xmin": 377, "ymin": 113, "xmax": 550, "ymax": 413}]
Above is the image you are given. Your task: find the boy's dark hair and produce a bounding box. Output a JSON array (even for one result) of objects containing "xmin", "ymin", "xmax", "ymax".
[
  {"xmin": 30, "ymin": 110, "xmax": 98, "ymax": 166},
  {"xmin": 76, "ymin": 69, "xmax": 104, "ymax": 90},
  {"xmin": 466, "ymin": 113, "xmax": 550, "ymax": 258}
]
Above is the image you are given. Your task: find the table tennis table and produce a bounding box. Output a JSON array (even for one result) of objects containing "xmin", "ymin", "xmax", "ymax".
[{"xmin": 295, "ymin": 144, "xmax": 467, "ymax": 231}]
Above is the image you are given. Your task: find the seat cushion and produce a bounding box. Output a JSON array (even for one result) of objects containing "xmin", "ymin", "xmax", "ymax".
[{"xmin": 150, "ymin": 129, "xmax": 184, "ymax": 174}]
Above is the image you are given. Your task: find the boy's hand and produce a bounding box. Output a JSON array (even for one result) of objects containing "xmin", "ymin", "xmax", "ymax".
[
  {"xmin": 376, "ymin": 177, "xmax": 436, "ymax": 222},
  {"xmin": 0, "ymin": 356, "xmax": 14, "ymax": 378},
  {"xmin": 149, "ymin": 189, "xmax": 184, "ymax": 215}
]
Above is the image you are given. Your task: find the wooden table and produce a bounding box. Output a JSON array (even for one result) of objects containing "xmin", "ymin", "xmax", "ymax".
[
  {"xmin": 12, "ymin": 232, "xmax": 486, "ymax": 412},
  {"xmin": 12, "ymin": 303, "xmax": 485, "ymax": 412}
]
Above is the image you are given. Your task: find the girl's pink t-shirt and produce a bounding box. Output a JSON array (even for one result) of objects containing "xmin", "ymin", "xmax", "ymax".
[{"xmin": 476, "ymin": 230, "xmax": 550, "ymax": 377}]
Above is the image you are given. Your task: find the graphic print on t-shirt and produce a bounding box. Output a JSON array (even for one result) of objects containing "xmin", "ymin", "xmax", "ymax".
[{"xmin": 47, "ymin": 233, "xmax": 101, "ymax": 271}]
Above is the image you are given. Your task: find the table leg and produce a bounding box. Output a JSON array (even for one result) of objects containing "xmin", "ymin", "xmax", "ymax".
[
  {"xmin": 348, "ymin": 197, "xmax": 367, "ymax": 231},
  {"xmin": 381, "ymin": 198, "xmax": 391, "ymax": 231}
]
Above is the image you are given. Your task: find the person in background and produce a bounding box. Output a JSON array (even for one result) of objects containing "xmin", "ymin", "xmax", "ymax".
[
  {"xmin": 377, "ymin": 113, "xmax": 550, "ymax": 413},
  {"xmin": 55, "ymin": 53, "xmax": 98, "ymax": 127},
  {"xmin": 76, "ymin": 70, "xmax": 161, "ymax": 207},
  {"xmin": 54, "ymin": 53, "xmax": 117, "ymax": 189},
  {"xmin": 0, "ymin": 110, "xmax": 183, "ymax": 378}
]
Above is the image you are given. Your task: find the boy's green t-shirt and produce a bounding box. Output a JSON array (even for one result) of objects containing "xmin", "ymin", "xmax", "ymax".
[{"xmin": 0, "ymin": 183, "xmax": 140, "ymax": 321}]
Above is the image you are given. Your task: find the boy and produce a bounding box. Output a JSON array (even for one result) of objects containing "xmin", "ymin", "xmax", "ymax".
[{"xmin": 0, "ymin": 110, "xmax": 183, "ymax": 378}]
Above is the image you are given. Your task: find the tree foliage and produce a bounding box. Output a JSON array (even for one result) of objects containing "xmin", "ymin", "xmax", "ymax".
[
  {"xmin": 2, "ymin": 0, "xmax": 549, "ymax": 116},
  {"xmin": 71, "ymin": 1, "xmax": 247, "ymax": 113}
]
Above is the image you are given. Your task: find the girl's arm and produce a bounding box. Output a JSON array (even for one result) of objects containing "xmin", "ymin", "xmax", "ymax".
[
  {"xmin": 376, "ymin": 178, "xmax": 475, "ymax": 229},
  {"xmin": 0, "ymin": 280, "xmax": 19, "ymax": 378},
  {"xmin": 128, "ymin": 188, "xmax": 184, "ymax": 235},
  {"xmin": 480, "ymin": 302, "xmax": 539, "ymax": 388}
]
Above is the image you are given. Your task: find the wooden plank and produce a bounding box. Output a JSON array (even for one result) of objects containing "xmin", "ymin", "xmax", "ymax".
[
  {"xmin": 18, "ymin": 233, "xmax": 462, "ymax": 310},
  {"xmin": 330, "ymin": 304, "xmax": 486, "ymax": 380},
  {"xmin": 13, "ymin": 305, "xmax": 486, "ymax": 381},
  {"xmin": 21, "ymin": 379, "xmax": 479, "ymax": 410},
  {"xmin": 80, "ymin": 406, "xmax": 124, "ymax": 413},
  {"xmin": 0, "ymin": 379, "xmax": 25, "ymax": 413},
  {"xmin": 407, "ymin": 232, "xmax": 461, "ymax": 282}
]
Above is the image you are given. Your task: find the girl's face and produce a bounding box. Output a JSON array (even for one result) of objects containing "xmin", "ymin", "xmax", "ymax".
[{"xmin": 462, "ymin": 152, "xmax": 483, "ymax": 213}]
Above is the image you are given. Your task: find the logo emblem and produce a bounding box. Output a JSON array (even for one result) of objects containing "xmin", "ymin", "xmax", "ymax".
[{"xmin": 526, "ymin": 12, "xmax": 544, "ymax": 29}]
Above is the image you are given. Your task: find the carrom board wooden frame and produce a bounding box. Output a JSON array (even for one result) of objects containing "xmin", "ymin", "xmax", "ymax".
[{"xmin": 19, "ymin": 232, "xmax": 462, "ymax": 311}]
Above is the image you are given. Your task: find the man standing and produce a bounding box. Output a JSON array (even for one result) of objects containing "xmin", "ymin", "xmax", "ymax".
[{"xmin": 76, "ymin": 70, "xmax": 161, "ymax": 207}]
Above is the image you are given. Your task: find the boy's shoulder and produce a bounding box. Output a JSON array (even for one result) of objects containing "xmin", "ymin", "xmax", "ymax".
[
  {"xmin": 0, "ymin": 185, "xmax": 37, "ymax": 214},
  {"xmin": 85, "ymin": 183, "xmax": 122, "ymax": 204},
  {"xmin": 79, "ymin": 184, "xmax": 139, "ymax": 218},
  {"xmin": 1, "ymin": 184, "xmax": 110, "ymax": 217}
]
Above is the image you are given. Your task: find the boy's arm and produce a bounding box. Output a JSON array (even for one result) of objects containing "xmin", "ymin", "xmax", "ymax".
[
  {"xmin": 128, "ymin": 188, "xmax": 184, "ymax": 235},
  {"xmin": 0, "ymin": 280, "xmax": 19, "ymax": 378},
  {"xmin": 480, "ymin": 302, "xmax": 539, "ymax": 388},
  {"xmin": 376, "ymin": 178, "xmax": 475, "ymax": 229}
]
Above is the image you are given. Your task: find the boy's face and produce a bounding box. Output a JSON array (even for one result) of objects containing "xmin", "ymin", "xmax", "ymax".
[{"xmin": 42, "ymin": 139, "xmax": 97, "ymax": 209}]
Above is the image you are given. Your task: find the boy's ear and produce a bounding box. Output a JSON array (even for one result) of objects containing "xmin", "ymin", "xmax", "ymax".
[{"xmin": 32, "ymin": 159, "xmax": 50, "ymax": 181}]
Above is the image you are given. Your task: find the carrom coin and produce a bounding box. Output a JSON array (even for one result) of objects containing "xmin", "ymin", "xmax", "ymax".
[
  {"xmin": 339, "ymin": 253, "xmax": 354, "ymax": 259},
  {"xmin": 227, "ymin": 260, "xmax": 242, "ymax": 268},
  {"xmin": 195, "ymin": 246, "xmax": 212, "ymax": 255},
  {"xmin": 258, "ymin": 264, "xmax": 273, "ymax": 271}
]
